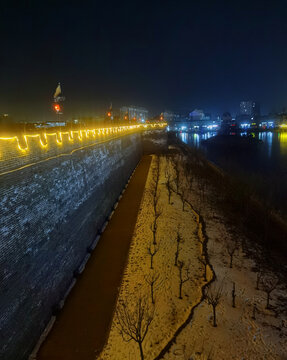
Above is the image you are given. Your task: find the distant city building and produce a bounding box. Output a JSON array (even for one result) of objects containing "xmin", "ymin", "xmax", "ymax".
[
  {"xmin": 188, "ymin": 109, "xmax": 219, "ymax": 130},
  {"xmin": 219, "ymin": 112, "xmax": 236, "ymax": 134},
  {"xmin": 189, "ymin": 109, "xmax": 205, "ymax": 121},
  {"xmin": 120, "ymin": 106, "xmax": 148, "ymax": 123},
  {"xmin": 34, "ymin": 121, "xmax": 66, "ymax": 128},
  {"xmin": 259, "ymin": 114, "xmax": 281, "ymax": 129},
  {"xmin": 236, "ymin": 101, "xmax": 261, "ymax": 129},
  {"xmin": 240, "ymin": 101, "xmax": 260, "ymax": 117},
  {"xmin": 162, "ymin": 111, "xmax": 176, "ymax": 122}
]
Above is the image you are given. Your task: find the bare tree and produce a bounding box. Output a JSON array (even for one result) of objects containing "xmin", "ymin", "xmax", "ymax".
[
  {"xmin": 177, "ymin": 260, "xmax": 190, "ymax": 299},
  {"xmin": 251, "ymin": 303, "xmax": 257, "ymax": 320},
  {"xmin": 187, "ymin": 166, "xmax": 194, "ymax": 194},
  {"xmin": 172, "ymin": 155, "xmax": 181, "ymax": 194},
  {"xmin": 150, "ymin": 190, "xmax": 160, "ymax": 214},
  {"xmin": 198, "ymin": 256, "xmax": 208, "ymax": 281},
  {"xmin": 226, "ymin": 240, "xmax": 238, "ymax": 268},
  {"xmin": 231, "ymin": 282, "xmax": 236, "ymax": 308},
  {"xmin": 256, "ymin": 271, "xmax": 263, "ymax": 290},
  {"xmin": 205, "ymin": 283, "xmax": 223, "ymax": 327},
  {"xmin": 149, "ymin": 165, "xmax": 163, "ymax": 246},
  {"xmin": 261, "ymin": 275, "xmax": 278, "ymax": 309},
  {"xmin": 150, "ymin": 205, "xmax": 162, "ymax": 245},
  {"xmin": 144, "ymin": 272, "xmax": 161, "ymax": 304},
  {"xmin": 165, "ymin": 168, "xmax": 173, "ymax": 204},
  {"xmin": 147, "ymin": 242, "xmax": 160, "ymax": 269},
  {"xmin": 174, "ymin": 229, "xmax": 184, "ymax": 266},
  {"xmin": 150, "ymin": 156, "xmax": 160, "ymax": 196},
  {"xmin": 116, "ymin": 297, "xmax": 154, "ymax": 360},
  {"xmin": 179, "ymin": 184, "xmax": 188, "ymax": 211},
  {"xmin": 196, "ymin": 224, "xmax": 206, "ymax": 255},
  {"xmin": 198, "ymin": 177, "xmax": 207, "ymax": 202}
]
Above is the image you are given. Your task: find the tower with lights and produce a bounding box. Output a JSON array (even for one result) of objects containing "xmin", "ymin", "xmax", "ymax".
[
  {"xmin": 106, "ymin": 103, "xmax": 113, "ymax": 124},
  {"xmin": 53, "ymin": 83, "xmax": 65, "ymax": 121}
]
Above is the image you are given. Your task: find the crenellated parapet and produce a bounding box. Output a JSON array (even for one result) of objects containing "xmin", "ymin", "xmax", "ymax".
[{"xmin": 0, "ymin": 123, "xmax": 166, "ymax": 176}]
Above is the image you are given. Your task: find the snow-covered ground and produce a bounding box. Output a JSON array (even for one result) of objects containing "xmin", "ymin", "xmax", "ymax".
[
  {"xmin": 98, "ymin": 153, "xmax": 287, "ymax": 360},
  {"xmin": 164, "ymin": 154, "xmax": 287, "ymax": 360},
  {"xmin": 99, "ymin": 156, "xmax": 210, "ymax": 359}
]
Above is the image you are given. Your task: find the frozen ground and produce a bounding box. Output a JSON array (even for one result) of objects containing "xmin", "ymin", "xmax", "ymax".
[
  {"xmin": 164, "ymin": 154, "xmax": 287, "ymax": 360},
  {"xmin": 98, "ymin": 154, "xmax": 287, "ymax": 360}
]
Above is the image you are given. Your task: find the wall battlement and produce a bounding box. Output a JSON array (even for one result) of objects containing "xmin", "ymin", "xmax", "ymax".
[{"xmin": 0, "ymin": 124, "xmax": 165, "ymax": 175}]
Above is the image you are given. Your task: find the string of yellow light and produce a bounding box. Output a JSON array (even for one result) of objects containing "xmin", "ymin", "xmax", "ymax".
[{"xmin": 0, "ymin": 123, "xmax": 166, "ymax": 153}]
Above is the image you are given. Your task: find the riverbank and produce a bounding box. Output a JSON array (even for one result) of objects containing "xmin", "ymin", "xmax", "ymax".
[
  {"xmin": 99, "ymin": 140, "xmax": 287, "ymax": 359},
  {"xmin": 163, "ymin": 148, "xmax": 287, "ymax": 359}
]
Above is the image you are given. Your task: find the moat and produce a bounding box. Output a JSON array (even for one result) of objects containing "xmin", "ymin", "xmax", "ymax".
[{"xmin": 179, "ymin": 131, "xmax": 287, "ymax": 219}]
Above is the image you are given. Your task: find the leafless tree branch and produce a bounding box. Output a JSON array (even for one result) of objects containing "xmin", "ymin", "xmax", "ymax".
[{"xmin": 115, "ymin": 297, "xmax": 154, "ymax": 360}]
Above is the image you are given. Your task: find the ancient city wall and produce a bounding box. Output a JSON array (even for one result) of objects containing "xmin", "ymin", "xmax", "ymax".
[{"xmin": 0, "ymin": 129, "xmax": 143, "ymax": 360}]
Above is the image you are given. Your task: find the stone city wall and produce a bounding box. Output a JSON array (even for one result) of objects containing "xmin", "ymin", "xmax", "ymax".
[{"xmin": 0, "ymin": 130, "xmax": 143, "ymax": 360}]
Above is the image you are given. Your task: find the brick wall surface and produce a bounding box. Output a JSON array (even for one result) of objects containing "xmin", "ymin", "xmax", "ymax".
[{"xmin": 0, "ymin": 132, "xmax": 142, "ymax": 360}]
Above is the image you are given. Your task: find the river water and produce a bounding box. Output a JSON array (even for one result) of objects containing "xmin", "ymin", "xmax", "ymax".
[{"xmin": 178, "ymin": 131, "xmax": 287, "ymax": 219}]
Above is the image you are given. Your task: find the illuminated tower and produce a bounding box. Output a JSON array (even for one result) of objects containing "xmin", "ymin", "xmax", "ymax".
[
  {"xmin": 106, "ymin": 103, "xmax": 113, "ymax": 123},
  {"xmin": 53, "ymin": 83, "xmax": 65, "ymax": 120}
]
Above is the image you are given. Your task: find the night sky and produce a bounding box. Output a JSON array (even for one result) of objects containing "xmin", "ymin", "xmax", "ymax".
[{"xmin": 1, "ymin": 0, "xmax": 287, "ymax": 121}]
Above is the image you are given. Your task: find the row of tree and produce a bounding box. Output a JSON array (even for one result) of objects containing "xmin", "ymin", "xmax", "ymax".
[{"xmin": 169, "ymin": 151, "xmax": 280, "ymax": 328}]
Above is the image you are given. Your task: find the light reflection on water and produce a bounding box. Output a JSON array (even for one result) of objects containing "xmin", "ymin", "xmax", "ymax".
[
  {"xmin": 279, "ymin": 132, "xmax": 287, "ymax": 155},
  {"xmin": 179, "ymin": 131, "xmax": 216, "ymax": 147},
  {"xmin": 258, "ymin": 131, "xmax": 273, "ymax": 158},
  {"xmin": 179, "ymin": 131, "xmax": 287, "ymax": 165},
  {"xmin": 178, "ymin": 131, "xmax": 287, "ymax": 216}
]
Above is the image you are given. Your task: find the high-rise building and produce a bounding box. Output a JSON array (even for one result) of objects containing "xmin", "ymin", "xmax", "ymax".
[
  {"xmin": 120, "ymin": 106, "xmax": 148, "ymax": 123},
  {"xmin": 239, "ymin": 101, "xmax": 260, "ymax": 117},
  {"xmin": 162, "ymin": 111, "xmax": 176, "ymax": 122}
]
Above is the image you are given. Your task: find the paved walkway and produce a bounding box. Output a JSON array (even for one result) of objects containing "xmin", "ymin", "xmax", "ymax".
[{"xmin": 37, "ymin": 155, "xmax": 152, "ymax": 360}]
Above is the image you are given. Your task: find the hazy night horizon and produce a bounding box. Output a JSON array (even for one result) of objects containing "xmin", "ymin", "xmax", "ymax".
[
  {"xmin": 1, "ymin": 2, "xmax": 287, "ymax": 360},
  {"xmin": 1, "ymin": 1, "xmax": 287, "ymax": 120}
]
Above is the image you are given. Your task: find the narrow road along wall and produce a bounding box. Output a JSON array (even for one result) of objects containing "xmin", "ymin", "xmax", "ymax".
[{"xmin": 0, "ymin": 131, "xmax": 142, "ymax": 360}]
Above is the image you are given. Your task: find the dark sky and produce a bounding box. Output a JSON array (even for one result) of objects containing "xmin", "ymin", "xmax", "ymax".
[{"xmin": 1, "ymin": 0, "xmax": 287, "ymax": 120}]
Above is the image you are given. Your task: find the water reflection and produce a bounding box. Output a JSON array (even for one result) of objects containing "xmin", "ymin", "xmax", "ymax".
[
  {"xmin": 178, "ymin": 130, "xmax": 287, "ymax": 217},
  {"xmin": 279, "ymin": 132, "xmax": 287, "ymax": 155},
  {"xmin": 180, "ymin": 131, "xmax": 286, "ymax": 160},
  {"xmin": 179, "ymin": 131, "xmax": 216, "ymax": 148},
  {"xmin": 193, "ymin": 133, "xmax": 200, "ymax": 147},
  {"xmin": 180, "ymin": 132, "xmax": 188, "ymax": 143},
  {"xmin": 258, "ymin": 132, "xmax": 273, "ymax": 158}
]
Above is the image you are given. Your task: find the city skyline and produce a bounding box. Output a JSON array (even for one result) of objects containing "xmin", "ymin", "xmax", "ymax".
[
  {"xmin": 1, "ymin": 1, "xmax": 287, "ymax": 120},
  {"xmin": 1, "ymin": 2, "xmax": 287, "ymax": 359}
]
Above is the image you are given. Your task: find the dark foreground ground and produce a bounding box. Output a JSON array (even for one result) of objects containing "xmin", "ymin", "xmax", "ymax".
[{"xmin": 37, "ymin": 155, "xmax": 152, "ymax": 360}]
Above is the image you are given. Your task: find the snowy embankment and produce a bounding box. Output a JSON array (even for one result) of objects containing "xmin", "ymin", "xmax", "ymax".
[
  {"xmin": 99, "ymin": 151, "xmax": 286, "ymax": 360},
  {"xmin": 163, "ymin": 153, "xmax": 287, "ymax": 360},
  {"xmin": 98, "ymin": 155, "xmax": 211, "ymax": 360}
]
